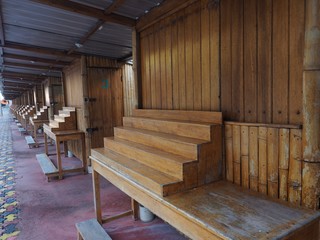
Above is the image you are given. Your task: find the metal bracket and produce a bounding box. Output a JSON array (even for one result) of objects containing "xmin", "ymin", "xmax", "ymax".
[
  {"xmin": 86, "ymin": 127, "xmax": 99, "ymax": 134},
  {"xmin": 84, "ymin": 97, "xmax": 96, "ymax": 103}
]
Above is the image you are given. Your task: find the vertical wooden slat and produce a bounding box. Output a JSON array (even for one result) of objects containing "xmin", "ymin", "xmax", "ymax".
[
  {"xmin": 225, "ymin": 124, "xmax": 233, "ymax": 182},
  {"xmin": 201, "ymin": 0, "xmax": 210, "ymax": 111},
  {"xmin": 165, "ymin": 17, "xmax": 173, "ymax": 110},
  {"xmin": 279, "ymin": 128, "xmax": 290, "ymax": 201},
  {"xmin": 241, "ymin": 126, "xmax": 249, "ymax": 188},
  {"xmin": 258, "ymin": 127, "xmax": 267, "ymax": 194},
  {"xmin": 273, "ymin": 0, "xmax": 289, "ymax": 124},
  {"xmin": 220, "ymin": 0, "xmax": 232, "ymax": 119},
  {"xmin": 289, "ymin": 0, "xmax": 304, "ymax": 124},
  {"xmin": 178, "ymin": 11, "xmax": 186, "ymax": 109},
  {"xmin": 149, "ymin": 29, "xmax": 156, "ymax": 108},
  {"xmin": 267, "ymin": 128, "xmax": 279, "ymax": 198},
  {"xmin": 257, "ymin": 0, "xmax": 272, "ymax": 123},
  {"xmin": 185, "ymin": 5, "xmax": 194, "ymax": 110},
  {"xmin": 171, "ymin": 14, "xmax": 179, "ymax": 110},
  {"xmin": 249, "ymin": 127, "xmax": 259, "ymax": 191},
  {"xmin": 231, "ymin": 0, "xmax": 244, "ymax": 121},
  {"xmin": 209, "ymin": 2, "xmax": 220, "ymax": 111},
  {"xmin": 244, "ymin": 0, "xmax": 257, "ymax": 123},
  {"xmin": 160, "ymin": 20, "xmax": 167, "ymax": 110},
  {"xmin": 289, "ymin": 129, "xmax": 302, "ymax": 206},
  {"xmin": 154, "ymin": 26, "xmax": 162, "ymax": 109},
  {"xmin": 233, "ymin": 125, "xmax": 241, "ymax": 185},
  {"xmin": 193, "ymin": 2, "xmax": 201, "ymax": 110}
]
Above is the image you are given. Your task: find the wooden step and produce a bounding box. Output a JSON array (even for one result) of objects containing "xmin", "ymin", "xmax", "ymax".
[
  {"xmin": 36, "ymin": 153, "xmax": 58, "ymax": 180},
  {"xmin": 132, "ymin": 109, "xmax": 223, "ymax": 124},
  {"xmin": 25, "ymin": 136, "xmax": 36, "ymax": 148},
  {"xmin": 104, "ymin": 137, "xmax": 195, "ymax": 179},
  {"xmin": 123, "ymin": 117, "xmax": 213, "ymax": 141},
  {"xmin": 91, "ymin": 148, "xmax": 184, "ymax": 196},
  {"xmin": 54, "ymin": 115, "xmax": 65, "ymax": 121},
  {"xmin": 58, "ymin": 110, "xmax": 71, "ymax": 116},
  {"xmin": 76, "ymin": 218, "xmax": 112, "ymax": 240},
  {"xmin": 114, "ymin": 126, "xmax": 207, "ymax": 159},
  {"xmin": 49, "ymin": 120, "xmax": 59, "ymax": 128},
  {"xmin": 63, "ymin": 106, "xmax": 76, "ymax": 111}
]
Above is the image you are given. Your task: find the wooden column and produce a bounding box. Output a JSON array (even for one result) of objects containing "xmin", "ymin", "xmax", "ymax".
[{"xmin": 302, "ymin": 0, "xmax": 320, "ymax": 209}]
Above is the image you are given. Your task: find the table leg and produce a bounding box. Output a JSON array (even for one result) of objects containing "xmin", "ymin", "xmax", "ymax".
[
  {"xmin": 44, "ymin": 132, "xmax": 48, "ymax": 155},
  {"xmin": 131, "ymin": 198, "xmax": 139, "ymax": 221},
  {"xmin": 56, "ymin": 138, "xmax": 63, "ymax": 180},
  {"xmin": 64, "ymin": 141, "xmax": 68, "ymax": 157},
  {"xmin": 81, "ymin": 134, "xmax": 87, "ymax": 173},
  {"xmin": 93, "ymin": 170, "xmax": 102, "ymax": 224}
]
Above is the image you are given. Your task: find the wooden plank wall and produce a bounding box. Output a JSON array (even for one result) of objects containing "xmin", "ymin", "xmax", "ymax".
[
  {"xmin": 225, "ymin": 122, "xmax": 304, "ymax": 206},
  {"xmin": 139, "ymin": 0, "xmax": 305, "ymax": 125},
  {"xmin": 122, "ymin": 64, "xmax": 137, "ymax": 116}
]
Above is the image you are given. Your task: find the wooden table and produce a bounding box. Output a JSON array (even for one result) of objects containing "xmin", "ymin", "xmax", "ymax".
[
  {"xmin": 44, "ymin": 128, "xmax": 87, "ymax": 180},
  {"xmin": 30, "ymin": 118, "xmax": 49, "ymax": 146}
]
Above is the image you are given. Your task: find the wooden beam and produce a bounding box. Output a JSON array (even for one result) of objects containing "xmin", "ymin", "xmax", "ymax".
[
  {"xmin": 32, "ymin": 0, "xmax": 136, "ymax": 27},
  {"xmin": 302, "ymin": 0, "xmax": 320, "ymax": 210},
  {"xmin": 2, "ymin": 71, "xmax": 46, "ymax": 80},
  {"xmin": 3, "ymin": 42, "xmax": 80, "ymax": 58},
  {"xmin": 3, "ymin": 86, "xmax": 33, "ymax": 91},
  {"xmin": 136, "ymin": 0, "xmax": 198, "ymax": 31},
  {"xmin": 2, "ymin": 53, "xmax": 70, "ymax": 65},
  {"xmin": 3, "ymin": 62, "xmax": 62, "ymax": 72},
  {"xmin": 2, "ymin": 78, "xmax": 42, "ymax": 85}
]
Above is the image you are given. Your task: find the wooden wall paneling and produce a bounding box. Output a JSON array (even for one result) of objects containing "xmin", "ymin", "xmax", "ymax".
[
  {"xmin": 192, "ymin": 2, "xmax": 201, "ymax": 110},
  {"xmin": 201, "ymin": 0, "xmax": 210, "ymax": 111},
  {"xmin": 225, "ymin": 124, "xmax": 233, "ymax": 182},
  {"xmin": 154, "ymin": 25, "xmax": 162, "ymax": 109},
  {"xmin": 112, "ymin": 69, "xmax": 124, "ymax": 127},
  {"xmin": 64, "ymin": 59, "xmax": 83, "ymax": 107},
  {"xmin": 220, "ymin": 0, "xmax": 232, "ymax": 119},
  {"xmin": 258, "ymin": 127, "xmax": 267, "ymax": 194},
  {"xmin": 289, "ymin": 0, "xmax": 304, "ymax": 124},
  {"xmin": 122, "ymin": 64, "xmax": 136, "ymax": 117},
  {"xmin": 267, "ymin": 127, "xmax": 279, "ymax": 198},
  {"xmin": 272, "ymin": 0, "xmax": 289, "ymax": 124},
  {"xmin": 279, "ymin": 128, "xmax": 290, "ymax": 201},
  {"xmin": 257, "ymin": 0, "xmax": 272, "ymax": 123},
  {"xmin": 288, "ymin": 129, "xmax": 302, "ymax": 206},
  {"xmin": 165, "ymin": 17, "xmax": 173, "ymax": 110},
  {"xmin": 160, "ymin": 19, "xmax": 167, "ymax": 109},
  {"xmin": 140, "ymin": 31, "xmax": 149, "ymax": 109},
  {"xmin": 240, "ymin": 126, "xmax": 249, "ymax": 188},
  {"xmin": 185, "ymin": 4, "xmax": 194, "ymax": 110},
  {"xmin": 178, "ymin": 9, "xmax": 186, "ymax": 109},
  {"xmin": 244, "ymin": 0, "xmax": 257, "ymax": 122},
  {"xmin": 149, "ymin": 27, "xmax": 157, "ymax": 109},
  {"xmin": 249, "ymin": 126, "xmax": 259, "ymax": 191},
  {"xmin": 171, "ymin": 13, "xmax": 180, "ymax": 110},
  {"xmin": 209, "ymin": 0, "xmax": 220, "ymax": 111},
  {"xmin": 232, "ymin": 125, "xmax": 241, "ymax": 185},
  {"xmin": 231, "ymin": 0, "xmax": 244, "ymax": 121}
]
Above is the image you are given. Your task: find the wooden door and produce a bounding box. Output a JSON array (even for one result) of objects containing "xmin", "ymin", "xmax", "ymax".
[
  {"xmin": 51, "ymin": 84, "xmax": 64, "ymax": 115},
  {"xmin": 87, "ymin": 68, "xmax": 123, "ymax": 148}
]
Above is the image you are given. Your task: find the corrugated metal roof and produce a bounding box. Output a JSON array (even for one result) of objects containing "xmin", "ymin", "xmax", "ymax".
[{"xmin": 0, "ymin": 0, "xmax": 165, "ymax": 99}]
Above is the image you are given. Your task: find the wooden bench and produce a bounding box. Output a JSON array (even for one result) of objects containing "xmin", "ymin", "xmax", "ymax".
[
  {"xmin": 36, "ymin": 153, "xmax": 58, "ymax": 181},
  {"xmin": 25, "ymin": 136, "xmax": 36, "ymax": 148},
  {"xmin": 75, "ymin": 218, "xmax": 112, "ymax": 240}
]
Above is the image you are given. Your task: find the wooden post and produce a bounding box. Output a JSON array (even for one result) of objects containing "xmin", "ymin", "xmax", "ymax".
[
  {"xmin": 302, "ymin": 0, "xmax": 320, "ymax": 209},
  {"xmin": 132, "ymin": 27, "xmax": 141, "ymax": 110}
]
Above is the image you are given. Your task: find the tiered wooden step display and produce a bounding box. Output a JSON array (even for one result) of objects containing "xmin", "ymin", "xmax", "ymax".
[
  {"xmin": 90, "ymin": 110, "xmax": 320, "ymax": 240},
  {"xmin": 43, "ymin": 107, "xmax": 77, "ymax": 132},
  {"xmin": 29, "ymin": 106, "xmax": 50, "ymax": 146},
  {"xmin": 91, "ymin": 109, "xmax": 223, "ymax": 197},
  {"xmin": 21, "ymin": 106, "xmax": 36, "ymax": 130}
]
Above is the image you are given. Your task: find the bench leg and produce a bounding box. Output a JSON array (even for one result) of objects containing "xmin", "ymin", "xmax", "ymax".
[
  {"xmin": 77, "ymin": 232, "xmax": 83, "ymax": 240},
  {"xmin": 131, "ymin": 198, "xmax": 139, "ymax": 221}
]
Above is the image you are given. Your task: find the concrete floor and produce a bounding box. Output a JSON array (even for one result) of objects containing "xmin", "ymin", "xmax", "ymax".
[{"xmin": 0, "ymin": 108, "xmax": 188, "ymax": 240}]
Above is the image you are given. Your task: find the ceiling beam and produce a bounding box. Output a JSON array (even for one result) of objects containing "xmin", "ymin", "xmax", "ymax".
[
  {"xmin": 2, "ymin": 78, "xmax": 42, "ymax": 85},
  {"xmin": 32, "ymin": 0, "xmax": 136, "ymax": 27},
  {"xmin": 3, "ymin": 53, "xmax": 70, "ymax": 65},
  {"xmin": 3, "ymin": 61, "xmax": 62, "ymax": 72},
  {"xmin": 2, "ymin": 71, "xmax": 46, "ymax": 80},
  {"xmin": 3, "ymin": 86, "xmax": 33, "ymax": 91},
  {"xmin": 3, "ymin": 82, "xmax": 34, "ymax": 89},
  {"xmin": 0, "ymin": 5, "xmax": 5, "ymax": 46},
  {"xmin": 3, "ymin": 42, "xmax": 80, "ymax": 58}
]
